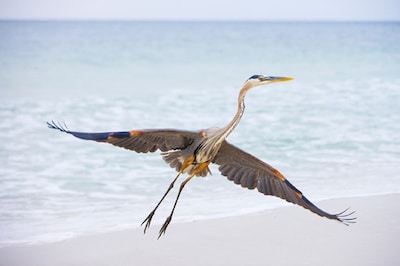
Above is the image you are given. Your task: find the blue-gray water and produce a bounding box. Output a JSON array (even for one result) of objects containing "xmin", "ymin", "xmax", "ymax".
[{"xmin": 0, "ymin": 21, "xmax": 399, "ymax": 246}]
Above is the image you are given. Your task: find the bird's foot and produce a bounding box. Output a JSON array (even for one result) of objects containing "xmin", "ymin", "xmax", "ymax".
[
  {"xmin": 141, "ymin": 211, "xmax": 155, "ymax": 234},
  {"xmin": 158, "ymin": 216, "xmax": 172, "ymax": 239}
]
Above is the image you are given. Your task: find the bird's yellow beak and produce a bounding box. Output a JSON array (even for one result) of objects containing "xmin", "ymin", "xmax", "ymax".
[{"xmin": 263, "ymin": 76, "xmax": 294, "ymax": 83}]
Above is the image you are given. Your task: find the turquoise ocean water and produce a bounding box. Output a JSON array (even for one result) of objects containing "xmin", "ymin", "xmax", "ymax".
[{"xmin": 0, "ymin": 21, "xmax": 399, "ymax": 246}]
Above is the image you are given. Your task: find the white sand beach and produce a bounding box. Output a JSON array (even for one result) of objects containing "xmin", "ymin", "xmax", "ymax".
[{"xmin": 1, "ymin": 193, "xmax": 399, "ymax": 266}]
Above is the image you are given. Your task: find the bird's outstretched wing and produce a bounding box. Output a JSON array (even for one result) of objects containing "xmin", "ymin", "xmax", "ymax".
[
  {"xmin": 213, "ymin": 141, "xmax": 356, "ymax": 224},
  {"xmin": 47, "ymin": 121, "xmax": 198, "ymax": 153}
]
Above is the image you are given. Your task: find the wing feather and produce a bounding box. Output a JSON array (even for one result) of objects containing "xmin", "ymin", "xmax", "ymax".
[
  {"xmin": 47, "ymin": 121, "xmax": 197, "ymax": 153},
  {"xmin": 213, "ymin": 141, "xmax": 356, "ymax": 224}
]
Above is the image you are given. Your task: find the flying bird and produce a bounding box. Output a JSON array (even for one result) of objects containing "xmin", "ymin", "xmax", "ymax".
[{"xmin": 47, "ymin": 74, "xmax": 355, "ymax": 238}]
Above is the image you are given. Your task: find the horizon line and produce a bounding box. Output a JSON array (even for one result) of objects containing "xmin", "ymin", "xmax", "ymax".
[{"xmin": 0, "ymin": 18, "xmax": 399, "ymax": 23}]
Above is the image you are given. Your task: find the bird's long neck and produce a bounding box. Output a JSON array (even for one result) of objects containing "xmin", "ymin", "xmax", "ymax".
[
  {"xmin": 196, "ymin": 82, "xmax": 252, "ymax": 162},
  {"xmin": 219, "ymin": 83, "xmax": 252, "ymax": 140}
]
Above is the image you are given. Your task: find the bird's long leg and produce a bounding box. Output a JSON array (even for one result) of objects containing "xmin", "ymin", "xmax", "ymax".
[
  {"xmin": 141, "ymin": 172, "xmax": 181, "ymax": 233},
  {"xmin": 141, "ymin": 156, "xmax": 195, "ymax": 233},
  {"xmin": 157, "ymin": 174, "xmax": 195, "ymax": 239},
  {"xmin": 158, "ymin": 162, "xmax": 210, "ymax": 239}
]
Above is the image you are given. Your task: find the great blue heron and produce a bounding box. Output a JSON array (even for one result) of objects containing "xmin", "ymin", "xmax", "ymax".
[{"xmin": 47, "ymin": 74, "xmax": 355, "ymax": 238}]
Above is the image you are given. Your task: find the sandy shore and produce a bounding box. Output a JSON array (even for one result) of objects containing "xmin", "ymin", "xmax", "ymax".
[{"xmin": 1, "ymin": 193, "xmax": 399, "ymax": 266}]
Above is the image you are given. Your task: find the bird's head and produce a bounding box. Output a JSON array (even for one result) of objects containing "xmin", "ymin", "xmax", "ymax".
[{"xmin": 246, "ymin": 74, "xmax": 294, "ymax": 88}]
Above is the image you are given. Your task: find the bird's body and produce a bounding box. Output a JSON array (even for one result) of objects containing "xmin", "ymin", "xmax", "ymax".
[{"xmin": 48, "ymin": 74, "xmax": 355, "ymax": 238}]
